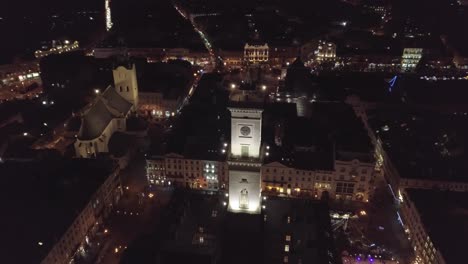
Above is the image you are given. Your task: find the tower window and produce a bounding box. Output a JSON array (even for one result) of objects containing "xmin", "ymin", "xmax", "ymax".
[
  {"xmin": 126, "ymin": 86, "xmax": 129, "ymax": 92},
  {"xmin": 119, "ymin": 86, "xmax": 122, "ymax": 92}
]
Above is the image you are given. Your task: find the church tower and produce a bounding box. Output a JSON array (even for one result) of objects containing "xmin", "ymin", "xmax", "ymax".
[
  {"xmin": 227, "ymin": 106, "xmax": 263, "ymax": 214},
  {"xmin": 112, "ymin": 64, "xmax": 139, "ymax": 109}
]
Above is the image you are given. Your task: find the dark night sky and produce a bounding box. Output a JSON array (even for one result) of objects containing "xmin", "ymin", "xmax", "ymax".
[{"xmin": 1, "ymin": 0, "xmax": 101, "ymax": 16}]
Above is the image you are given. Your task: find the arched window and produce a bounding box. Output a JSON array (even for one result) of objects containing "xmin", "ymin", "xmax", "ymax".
[
  {"xmin": 126, "ymin": 86, "xmax": 129, "ymax": 92},
  {"xmin": 240, "ymin": 189, "xmax": 249, "ymax": 209},
  {"xmin": 119, "ymin": 86, "xmax": 123, "ymax": 92}
]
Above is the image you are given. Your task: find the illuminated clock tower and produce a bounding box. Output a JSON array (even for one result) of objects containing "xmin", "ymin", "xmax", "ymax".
[
  {"xmin": 227, "ymin": 106, "xmax": 263, "ymax": 214},
  {"xmin": 229, "ymin": 107, "xmax": 262, "ymax": 158}
]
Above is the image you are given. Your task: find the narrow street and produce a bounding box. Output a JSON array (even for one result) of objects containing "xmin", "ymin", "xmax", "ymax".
[{"xmin": 94, "ymin": 154, "xmax": 173, "ymax": 264}]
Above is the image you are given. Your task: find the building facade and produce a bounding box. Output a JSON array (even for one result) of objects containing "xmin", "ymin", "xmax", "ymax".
[
  {"xmin": 146, "ymin": 153, "xmax": 229, "ymax": 191},
  {"xmin": 261, "ymin": 158, "xmax": 377, "ymax": 202},
  {"xmin": 401, "ymin": 48, "xmax": 423, "ymax": 72},
  {"xmin": 244, "ymin": 43, "xmax": 269, "ymax": 64},
  {"xmin": 146, "ymin": 103, "xmax": 378, "ymax": 205},
  {"xmin": 41, "ymin": 164, "xmax": 122, "ymax": 264},
  {"xmin": 400, "ymin": 190, "xmax": 446, "ymax": 264}
]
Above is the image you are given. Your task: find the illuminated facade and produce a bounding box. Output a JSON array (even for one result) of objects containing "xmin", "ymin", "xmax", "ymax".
[
  {"xmin": 138, "ymin": 92, "xmax": 181, "ymax": 120},
  {"xmin": 34, "ymin": 40, "xmax": 79, "ymax": 59},
  {"xmin": 261, "ymin": 159, "xmax": 377, "ymax": 202},
  {"xmin": 146, "ymin": 153, "xmax": 229, "ymax": 190},
  {"xmin": 400, "ymin": 189, "xmax": 447, "ymax": 264},
  {"xmin": 75, "ymin": 64, "xmax": 138, "ymax": 158},
  {"xmin": 229, "ymin": 107, "xmax": 263, "ymax": 158},
  {"xmin": 105, "ymin": 0, "xmax": 113, "ymax": 31},
  {"xmin": 315, "ymin": 40, "xmax": 337, "ymax": 61},
  {"xmin": 227, "ymin": 106, "xmax": 263, "ymax": 214},
  {"xmin": 244, "ymin": 43, "xmax": 269, "ymax": 64},
  {"xmin": 301, "ymin": 40, "xmax": 336, "ymax": 63},
  {"xmin": 401, "ymin": 48, "xmax": 423, "ymax": 72}
]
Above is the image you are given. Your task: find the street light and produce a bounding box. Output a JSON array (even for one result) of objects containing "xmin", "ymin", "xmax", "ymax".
[
  {"xmin": 230, "ymin": 83, "xmax": 236, "ymax": 89},
  {"xmin": 261, "ymin": 85, "xmax": 267, "ymax": 91}
]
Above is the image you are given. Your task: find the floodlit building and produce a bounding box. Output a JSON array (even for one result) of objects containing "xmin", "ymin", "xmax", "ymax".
[
  {"xmin": 105, "ymin": 0, "xmax": 113, "ymax": 31},
  {"xmin": 34, "ymin": 40, "xmax": 79, "ymax": 59},
  {"xmin": 316, "ymin": 40, "xmax": 337, "ymax": 61},
  {"xmin": 227, "ymin": 104, "xmax": 264, "ymax": 214},
  {"xmin": 401, "ymin": 48, "xmax": 423, "ymax": 72},
  {"xmin": 244, "ymin": 43, "xmax": 269, "ymax": 64},
  {"xmin": 74, "ymin": 64, "xmax": 138, "ymax": 158},
  {"xmin": 301, "ymin": 40, "xmax": 336, "ymax": 63},
  {"xmin": 146, "ymin": 98, "xmax": 379, "ymax": 205}
]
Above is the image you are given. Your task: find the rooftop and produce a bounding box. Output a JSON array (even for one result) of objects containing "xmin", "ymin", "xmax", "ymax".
[
  {"xmin": 1, "ymin": 158, "xmax": 117, "ymax": 264},
  {"xmin": 405, "ymin": 189, "xmax": 468, "ymax": 264},
  {"xmin": 101, "ymin": 85, "xmax": 133, "ymax": 115},
  {"xmin": 263, "ymin": 197, "xmax": 339, "ymax": 264},
  {"xmin": 78, "ymin": 98, "xmax": 116, "ymax": 140},
  {"xmin": 159, "ymin": 193, "xmax": 225, "ymax": 264},
  {"xmin": 137, "ymin": 60, "xmax": 193, "ymax": 100},
  {"xmin": 368, "ymin": 108, "xmax": 468, "ymax": 182},
  {"xmin": 263, "ymin": 101, "xmax": 373, "ymax": 166}
]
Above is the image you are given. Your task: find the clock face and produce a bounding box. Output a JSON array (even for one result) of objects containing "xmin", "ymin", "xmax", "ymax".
[{"xmin": 240, "ymin": 126, "xmax": 251, "ymax": 136}]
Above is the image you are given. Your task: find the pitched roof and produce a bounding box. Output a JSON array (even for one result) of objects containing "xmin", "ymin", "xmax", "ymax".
[
  {"xmin": 78, "ymin": 99, "xmax": 116, "ymax": 140},
  {"xmin": 102, "ymin": 86, "xmax": 133, "ymax": 115}
]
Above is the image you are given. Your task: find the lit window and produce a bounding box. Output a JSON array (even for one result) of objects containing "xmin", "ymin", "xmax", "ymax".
[
  {"xmin": 284, "ymin": 245, "xmax": 289, "ymax": 252},
  {"xmin": 283, "ymin": 256, "xmax": 288, "ymax": 263},
  {"xmin": 287, "ymin": 216, "xmax": 291, "ymax": 224},
  {"xmin": 285, "ymin": 235, "xmax": 291, "ymax": 241}
]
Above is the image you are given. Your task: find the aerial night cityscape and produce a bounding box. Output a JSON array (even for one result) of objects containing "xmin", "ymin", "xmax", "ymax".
[{"xmin": 2, "ymin": 0, "xmax": 468, "ymax": 263}]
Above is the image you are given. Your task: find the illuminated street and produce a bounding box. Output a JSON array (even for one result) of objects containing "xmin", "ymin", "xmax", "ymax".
[{"xmin": 96, "ymin": 155, "xmax": 173, "ymax": 264}]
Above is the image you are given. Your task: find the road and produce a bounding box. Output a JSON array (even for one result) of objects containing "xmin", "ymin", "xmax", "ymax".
[{"xmin": 173, "ymin": 2, "xmax": 216, "ymax": 66}]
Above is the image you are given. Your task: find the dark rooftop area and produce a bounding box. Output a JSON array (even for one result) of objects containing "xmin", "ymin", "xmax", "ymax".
[
  {"xmin": 1, "ymin": 158, "xmax": 117, "ymax": 264},
  {"xmin": 405, "ymin": 189, "xmax": 468, "ymax": 264},
  {"xmin": 162, "ymin": 73, "xmax": 230, "ymax": 160},
  {"xmin": 368, "ymin": 107, "xmax": 468, "ymax": 182},
  {"xmin": 263, "ymin": 197, "xmax": 339, "ymax": 264},
  {"xmin": 263, "ymin": 101, "xmax": 373, "ymax": 167},
  {"xmin": 137, "ymin": 60, "xmax": 194, "ymax": 100}
]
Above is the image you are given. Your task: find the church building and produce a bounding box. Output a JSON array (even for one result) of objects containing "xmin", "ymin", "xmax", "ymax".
[{"xmin": 74, "ymin": 64, "xmax": 138, "ymax": 158}]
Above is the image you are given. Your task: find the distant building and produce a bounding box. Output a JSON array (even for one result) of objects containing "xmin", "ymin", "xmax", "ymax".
[
  {"xmin": 137, "ymin": 61, "xmax": 193, "ymax": 121},
  {"xmin": 34, "ymin": 40, "xmax": 79, "ymax": 59},
  {"xmin": 400, "ymin": 189, "xmax": 468, "ymax": 264},
  {"xmin": 401, "ymin": 48, "xmax": 423, "ymax": 72},
  {"xmin": 316, "ymin": 40, "xmax": 337, "ymax": 61},
  {"xmin": 301, "ymin": 40, "xmax": 337, "ymax": 63},
  {"xmin": 363, "ymin": 0, "xmax": 387, "ymax": 17},
  {"xmin": 105, "ymin": 0, "xmax": 113, "ymax": 31},
  {"xmin": 244, "ymin": 43, "xmax": 269, "ymax": 64},
  {"xmin": 74, "ymin": 64, "xmax": 138, "ymax": 158}
]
